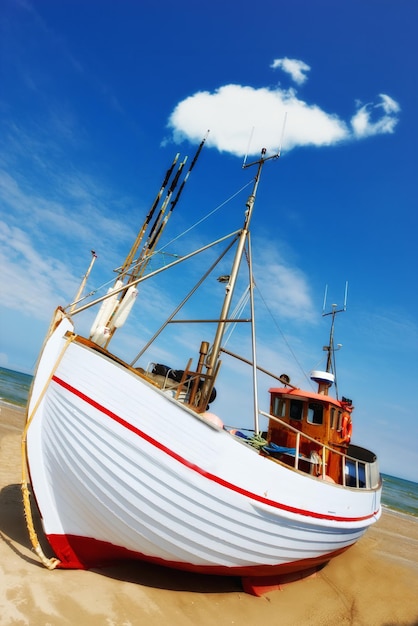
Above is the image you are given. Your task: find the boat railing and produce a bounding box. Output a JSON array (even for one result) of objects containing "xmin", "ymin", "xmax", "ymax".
[{"xmin": 259, "ymin": 410, "xmax": 380, "ymax": 490}]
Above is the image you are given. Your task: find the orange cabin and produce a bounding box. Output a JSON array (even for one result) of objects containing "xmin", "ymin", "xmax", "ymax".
[{"xmin": 266, "ymin": 380, "xmax": 353, "ymax": 484}]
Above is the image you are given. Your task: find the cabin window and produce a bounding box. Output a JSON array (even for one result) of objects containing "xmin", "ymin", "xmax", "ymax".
[
  {"xmin": 272, "ymin": 397, "xmax": 286, "ymax": 418},
  {"xmin": 307, "ymin": 402, "xmax": 323, "ymax": 425},
  {"xmin": 289, "ymin": 399, "xmax": 303, "ymax": 421},
  {"xmin": 330, "ymin": 408, "xmax": 337, "ymax": 429},
  {"xmin": 345, "ymin": 460, "xmax": 366, "ymax": 488},
  {"xmin": 337, "ymin": 411, "xmax": 343, "ymax": 431}
]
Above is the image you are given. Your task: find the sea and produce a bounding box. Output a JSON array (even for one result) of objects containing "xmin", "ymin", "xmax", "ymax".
[{"xmin": 1, "ymin": 366, "xmax": 417, "ymax": 518}]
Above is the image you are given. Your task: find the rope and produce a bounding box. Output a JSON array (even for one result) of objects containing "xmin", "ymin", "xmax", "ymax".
[
  {"xmin": 21, "ymin": 329, "xmax": 76, "ymax": 570},
  {"xmin": 246, "ymin": 432, "xmax": 268, "ymax": 450}
]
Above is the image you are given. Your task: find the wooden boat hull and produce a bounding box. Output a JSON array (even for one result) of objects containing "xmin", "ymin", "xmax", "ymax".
[{"xmin": 26, "ymin": 318, "xmax": 381, "ymax": 579}]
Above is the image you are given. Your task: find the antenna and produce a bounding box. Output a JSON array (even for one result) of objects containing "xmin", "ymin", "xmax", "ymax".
[
  {"xmin": 343, "ymin": 280, "xmax": 348, "ymax": 310},
  {"xmin": 242, "ymin": 127, "xmax": 255, "ymax": 168},
  {"xmin": 322, "ymin": 284, "xmax": 328, "ymax": 316},
  {"xmin": 322, "ymin": 281, "xmax": 348, "ymax": 317},
  {"xmin": 242, "ymin": 113, "xmax": 287, "ymax": 169},
  {"xmin": 278, "ymin": 111, "xmax": 288, "ymax": 156}
]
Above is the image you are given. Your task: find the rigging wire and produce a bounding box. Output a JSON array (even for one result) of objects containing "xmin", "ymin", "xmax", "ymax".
[
  {"xmin": 216, "ymin": 245, "xmax": 313, "ymax": 389},
  {"xmin": 152, "ymin": 179, "xmax": 254, "ymax": 256},
  {"xmin": 254, "ymin": 285, "xmax": 314, "ymax": 389},
  {"xmin": 66, "ymin": 179, "xmax": 254, "ymax": 312},
  {"xmin": 222, "ymin": 286, "xmax": 251, "ymax": 347}
]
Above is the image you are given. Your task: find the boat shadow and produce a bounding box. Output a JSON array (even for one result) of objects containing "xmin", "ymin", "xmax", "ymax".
[
  {"xmin": 0, "ymin": 482, "xmax": 49, "ymax": 566},
  {"xmin": 96, "ymin": 560, "xmax": 242, "ymax": 594},
  {"xmin": 0, "ymin": 483, "xmax": 241, "ymax": 593}
]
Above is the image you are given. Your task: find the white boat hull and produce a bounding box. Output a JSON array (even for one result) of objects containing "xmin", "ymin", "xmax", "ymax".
[{"xmin": 26, "ymin": 318, "xmax": 381, "ymax": 580}]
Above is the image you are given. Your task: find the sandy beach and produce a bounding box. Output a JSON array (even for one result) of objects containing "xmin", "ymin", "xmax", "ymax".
[{"xmin": 1, "ymin": 403, "xmax": 417, "ymax": 626}]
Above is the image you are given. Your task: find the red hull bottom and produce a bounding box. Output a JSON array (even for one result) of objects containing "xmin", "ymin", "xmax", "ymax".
[
  {"xmin": 47, "ymin": 532, "xmax": 352, "ymax": 594},
  {"xmin": 242, "ymin": 567, "xmax": 322, "ymax": 596}
]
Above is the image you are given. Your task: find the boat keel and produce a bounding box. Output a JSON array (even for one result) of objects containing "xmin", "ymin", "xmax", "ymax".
[{"xmin": 241, "ymin": 566, "xmax": 321, "ymax": 596}]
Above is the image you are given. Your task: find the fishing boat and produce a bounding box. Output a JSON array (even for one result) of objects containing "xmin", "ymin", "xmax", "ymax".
[{"xmin": 22, "ymin": 141, "xmax": 381, "ymax": 596}]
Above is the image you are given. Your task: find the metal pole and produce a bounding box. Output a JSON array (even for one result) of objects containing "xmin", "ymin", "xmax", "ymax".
[
  {"xmin": 70, "ymin": 250, "xmax": 97, "ymax": 313},
  {"xmin": 247, "ymin": 234, "xmax": 260, "ymax": 433},
  {"xmin": 205, "ymin": 154, "xmax": 265, "ymax": 379}
]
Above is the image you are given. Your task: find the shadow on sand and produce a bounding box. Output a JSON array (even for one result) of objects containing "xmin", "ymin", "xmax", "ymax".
[{"xmin": 0, "ymin": 483, "xmax": 242, "ymax": 593}]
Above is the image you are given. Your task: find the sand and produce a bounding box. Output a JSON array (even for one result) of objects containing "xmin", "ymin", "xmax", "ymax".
[{"xmin": 1, "ymin": 403, "xmax": 417, "ymax": 626}]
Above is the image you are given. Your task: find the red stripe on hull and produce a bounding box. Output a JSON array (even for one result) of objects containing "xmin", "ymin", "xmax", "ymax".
[
  {"xmin": 47, "ymin": 532, "xmax": 352, "ymax": 578},
  {"xmin": 51, "ymin": 375, "xmax": 379, "ymax": 523}
]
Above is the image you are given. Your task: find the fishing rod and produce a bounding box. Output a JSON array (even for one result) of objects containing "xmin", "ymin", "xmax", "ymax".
[
  {"xmin": 168, "ymin": 131, "xmax": 209, "ymax": 217},
  {"xmin": 96, "ymin": 158, "xmax": 186, "ymax": 348},
  {"xmin": 130, "ymin": 132, "xmax": 209, "ymax": 282},
  {"xmin": 145, "ymin": 132, "xmax": 208, "ymax": 252},
  {"xmin": 91, "ymin": 136, "xmax": 208, "ymax": 348},
  {"xmin": 148, "ymin": 132, "xmax": 209, "ymax": 249},
  {"xmin": 127, "ymin": 156, "xmax": 188, "ymax": 283},
  {"xmin": 119, "ymin": 153, "xmax": 180, "ymax": 278},
  {"xmin": 147, "ymin": 156, "xmax": 188, "ymax": 243}
]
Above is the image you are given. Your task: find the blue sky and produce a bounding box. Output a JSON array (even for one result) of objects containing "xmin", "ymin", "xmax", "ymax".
[{"xmin": 1, "ymin": 0, "xmax": 417, "ymax": 482}]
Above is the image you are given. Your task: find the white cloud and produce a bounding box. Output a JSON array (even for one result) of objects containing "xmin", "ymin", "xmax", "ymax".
[
  {"xmin": 270, "ymin": 57, "xmax": 311, "ymax": 85},
  {"xmin": 168, "ymin": 84, "xmax": 348, "ymax": 156},
  {"xmin": 167, "ymin": 61, "xmax": 400, "ymax": 156},
  {"xmin": 351, "ymin": 94, "xmax": 401, "ymax": 138}
]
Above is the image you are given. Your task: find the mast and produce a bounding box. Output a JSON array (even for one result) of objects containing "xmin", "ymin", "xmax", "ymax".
[
  {"xmin": 321, "ymin": 282, "xmax": 348, "ymax": 396},
  {"xmin": 203, "ymin": 149, "xmax": 279, "ymax": 420},
  {"xmin": 247, "ymin": 233, "xmax": 260, "ymax": 433}
]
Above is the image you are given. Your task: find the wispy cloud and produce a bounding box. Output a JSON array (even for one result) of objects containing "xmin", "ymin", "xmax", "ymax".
[
  {"xmin": 270, "ymin": 57, "xmax": 311, "ymax": 85},
  {"xmin": 253, "ymin": 240, "xmax": 315, "ymax": 323},
  {"xmin": 351, "ymin": 94, "xmax": 401, "ymax": 138},
  {"xmin": 167, "ymin": 59, "xmax": 400, "ymax": 156},
  {"xmin": 0, "ymin": 119, "xmax": 136, "ymax": 322},
  {"xmin": 3, "ymin": 0, "xmax": 125, "ymax": 117},
  {"xmin": 0, "ymin": 220, "xmax": 77, "ymax": 319}
]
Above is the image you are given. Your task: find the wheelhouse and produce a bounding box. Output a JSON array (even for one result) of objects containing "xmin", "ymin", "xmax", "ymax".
[{"xmin": 264, "ymin": 371, "xmax": 379, "ymax": 489}]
